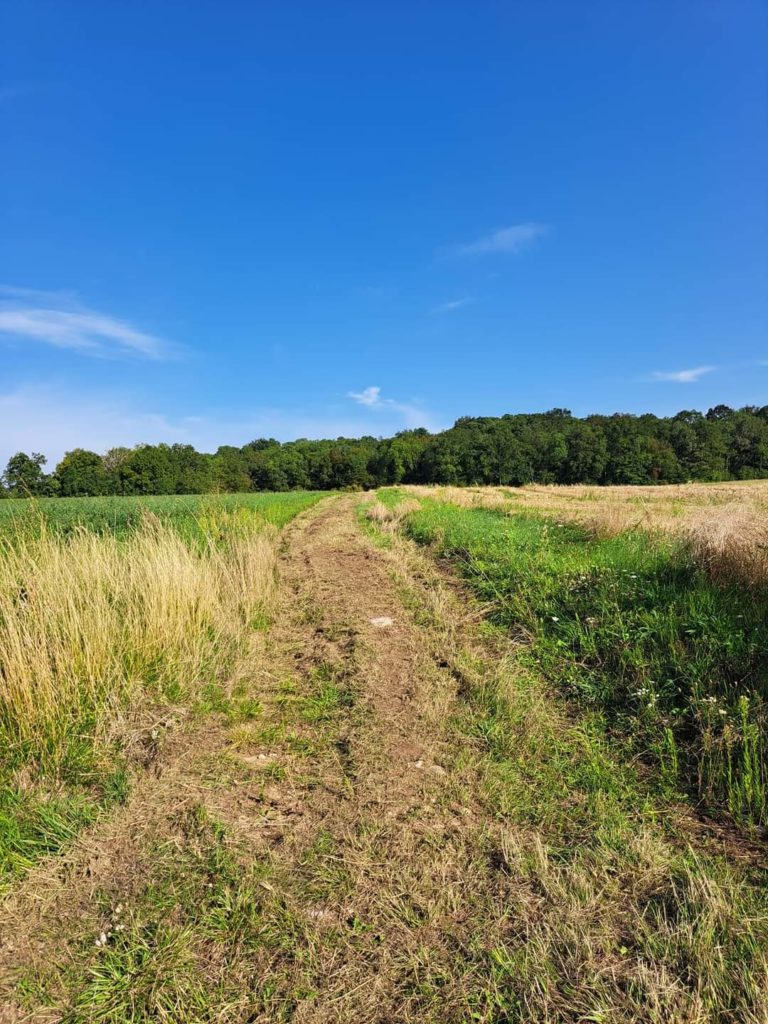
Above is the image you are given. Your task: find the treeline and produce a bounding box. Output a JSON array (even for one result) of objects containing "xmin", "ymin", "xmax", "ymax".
[{"xmin": 2, "ymin": 405, "xmax": 768, "ymax": 497}]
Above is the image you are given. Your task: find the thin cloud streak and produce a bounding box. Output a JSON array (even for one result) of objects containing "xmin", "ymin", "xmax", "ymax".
[
  {"xmin": 0, "ymin": 286, "xmax": 174, "ymax": 359},
  {"xmin": 432, "ymin": 297, "xmax": 474, "ymax": 314},
  {"xmin": 347, "ymin": 385, "xmax": 438, "ymax": 430},
  {"xmin": 348, "ymin": 386, "xmax": 383, "ymax": 407},
  {"xmin": 451, "ymin": 222, "xmax": 548, "ymax": 258},
  {"xmin": 651, "ymin": 366, "xmax": 716, "ymax": 383}
]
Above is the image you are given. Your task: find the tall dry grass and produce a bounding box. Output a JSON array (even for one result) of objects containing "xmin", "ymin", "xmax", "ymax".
[
  {"xmin": 0, "ymin": 512, "xmax": 276, "ymax": 767},
  {"xmin": 365, "ymin": 498, "xmax": 421, "ymax": 530},
  {"xmin": 521, "ymin": 484, "xmax": 768, "ymax": 586},
  {"xmin": 402, "ymin": 484, "xmax": 511, "ymax": 511},
  {"xmin": 683, "ymin": 503, "xmax": 768, "ymax": 588}
]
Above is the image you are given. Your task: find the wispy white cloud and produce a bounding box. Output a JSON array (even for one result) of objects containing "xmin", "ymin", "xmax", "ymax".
[
  {"xmin": 651, "ymin": 366, "xmax": 716, "ymax": 383},
  {"xmin": 348, "ymin": 386, "xmax": 382, "ymax": 407},
  {"xmin": 451, "ymin": 222, "xmax": 549, "ymax": 258},
  {"xmin": 347, "ymin": 385, "xmax": 437, "ymax": 430},
  {"xmin": 0, "ymin": 286, "xmax": 174, "ymax": 359},
  {"xmin": 432, "ymin": 297, "xmax": 474, "ymax": 314}
]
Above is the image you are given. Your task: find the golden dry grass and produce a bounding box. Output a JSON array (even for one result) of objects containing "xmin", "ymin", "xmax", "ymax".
[
  {"xmin": 516, "ymin": 478, "xmax": 765, "ymax": 530},
  {"xmin": 0, "ymin": 512, "xmax": 277, "ymax": 761},
  {"xmin": 683, "ymin": 503, "xmax": 768, "ymax": 587},
  {"xmin": 364, "ymin": 498, "xmax": 421, "ymax": 530},
  {"xmin": 402, "ymin": 484, "xmax": 510, "ymax": 511}
]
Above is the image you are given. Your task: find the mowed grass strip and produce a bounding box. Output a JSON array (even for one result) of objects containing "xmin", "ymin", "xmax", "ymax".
[
  {"xmin": 9, "ymin": 599, "xmax": 364, "ymax": 1022},
  {"xmin": 11, "ymin": 802, "xmax": 308, "ymax": 1023},
  {"xmin": 0, "ymin": 493, "xmax": 323, "ymax": 885}
]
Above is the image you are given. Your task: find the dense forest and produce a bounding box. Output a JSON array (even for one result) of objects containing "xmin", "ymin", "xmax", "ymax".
[{"xmin": 2, "ymin": 405, "xmax": 768, "ymax": 497}]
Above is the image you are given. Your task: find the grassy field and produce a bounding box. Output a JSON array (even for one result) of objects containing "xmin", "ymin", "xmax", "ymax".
[
  {"xmin": 2, "ymin": 484, "xmax": 767, "ymax": 1022},
  {"xmin": 0, "ymin": 491, "xmax": 326, "ymax": 886},
  {"xmin": 404, "ymin": 481, "xmax": 768, "ymax": 586},
  {"xmin": 367, "ymin": 493, "xmax": 768, "ymax": 1018},
  {"xmin": 0, "ymin": 491, "xmax": 327, "ymax": 538},
  {"xmin": 378, "ymin": 484, "xmax": 768, "ymax": 828}
]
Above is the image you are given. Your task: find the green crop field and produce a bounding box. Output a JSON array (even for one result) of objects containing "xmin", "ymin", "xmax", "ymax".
[{"xmin": 0, "ymin": 491, "xmax": 328, "ymax": 539}]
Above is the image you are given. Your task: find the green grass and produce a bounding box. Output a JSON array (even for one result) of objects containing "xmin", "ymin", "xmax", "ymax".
[
  {"xmin": 300, "ymin": 662, "xmax": 356, "ymax": 724},
  {"xmin": 0, "ymin": 787, "xmax": 103, "ymax": 880},
  {"xmin": 398, "ymin": 500, "xmax": 768, "ymax": 828},
  {"xmin": 17, "ymin": 635, "xmax": 365, "ymax": 1019},
  {"xmin": 0, "ymin": 491, "xmax": 328, "ymax": 540},
  {"xmin": 11, "ymin": 492, "xmax": 768, "ymax": 1023}
]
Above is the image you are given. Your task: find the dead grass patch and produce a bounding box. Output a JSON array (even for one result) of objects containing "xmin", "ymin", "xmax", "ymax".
[{"xmin": 365, "ymin": 498, "xmax": 421, "ymax": 530}]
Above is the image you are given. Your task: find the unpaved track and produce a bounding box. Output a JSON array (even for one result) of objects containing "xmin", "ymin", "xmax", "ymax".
[
  {"xmin": 0, "ymin": 496, "xmax": 510, "ymax": 1022},
  {"xmin": 250, "ymin": 495, "xmax": 508, "ymax": 1021},
  {"xmin": 279, "ymin": 493, "xmax": 452, "ymax": 796}
]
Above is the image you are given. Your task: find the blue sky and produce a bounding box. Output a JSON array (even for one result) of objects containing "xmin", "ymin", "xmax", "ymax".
[{"xmin": 1, "ymin": 0, "xmax": 766, "ymax": 465}]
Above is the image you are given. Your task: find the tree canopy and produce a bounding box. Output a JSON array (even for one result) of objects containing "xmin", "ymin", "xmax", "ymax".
[{"xmin": 3, "ymin": 405, "xmax": 768, "ymax": 498}]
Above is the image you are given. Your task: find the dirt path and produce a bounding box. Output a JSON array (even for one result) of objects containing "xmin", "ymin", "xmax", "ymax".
[
  {"xmin": 0, "ymin": 496, "xmax": 511, "ymax": 1023},
  {"xmin": 238, "ymin": 494, "xmax": 511, "ymax": 1021},
  {"xmin": 277, "ymin": 493, "xmax": 456, "ymax": 805}
]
